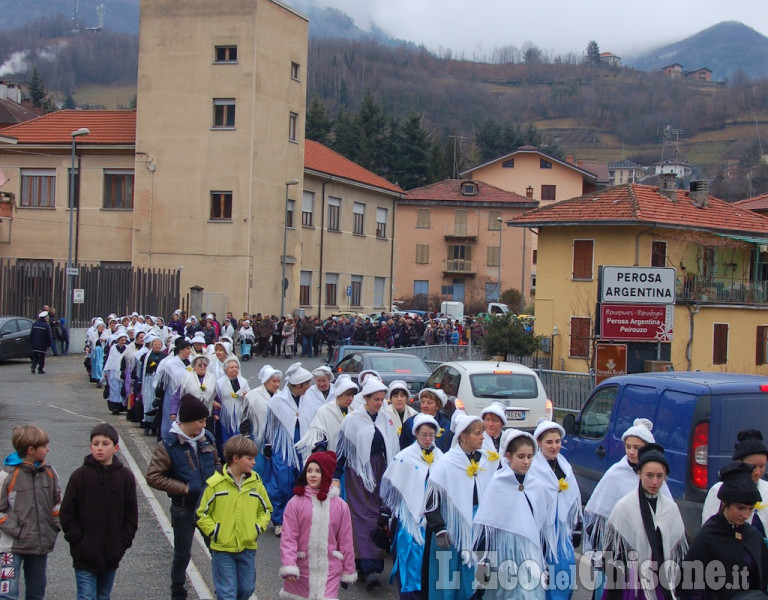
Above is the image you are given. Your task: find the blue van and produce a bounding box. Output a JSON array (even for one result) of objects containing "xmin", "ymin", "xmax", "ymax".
[{"xmin": 561, "ymin": 371, "xmax": 768, "ymax": 537}]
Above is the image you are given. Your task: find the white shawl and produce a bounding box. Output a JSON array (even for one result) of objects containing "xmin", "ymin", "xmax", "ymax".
[
  {"xmin": 425, "ymin": 446, "xmax": 495, "ymax": 557},
  {"xmin": 528, "ymin": 451, "xmax": 582, "ymax": 559},
  {"xmin": 605, "ymin": 488, "xmax": 688, "ymax": 600},
  {"xmin": 216, "ymin": 374, "xmax": 251, "ymax": 434},
  {"xmin": 304, "ymin": 384, "xmax": 335, "ymax": 408},
  {"xmin": 702, "ymin": 478, "xmax": 768, "ymax": 533},
  {"xmin": 584, "ymin": 456, "xmax": 672, "ymax": 551},
  {"xmin": 473, "ymin": 464, "xmax": 553, "ymax": 571},
  {"xmin": 481, "ymin": 432, "xmax": 503, "ymax": 468},
  {"xmin": 178, "ymin": 369, "xmax": 219, "ymax": 411},
  {"xmin": 103, "ymin": 344, "xmax": 126, "ymax": 373},
  {"xmin": 294, "ymin": 400, "xmax": 350, "ymax": 461},
  {"xmin": 336, "ymin": 408, "xmax": 399, "ymax": 492},
  {"xmin": 381, "ymin": 441, "xmax": 443, "ymax": 544},
  {"xmin": 243, "ymin": 385, "xmax": 271, "ymax": 446},
  {"xmin": 265, "ymin": 387, "xmax": 323, "ymax": 469},
  {"xmin": 153, "ymin": 354, "xmax": 189, "ymax": 394},
  {"xmin": 385, "ymin": 403, "xmax": 418, "ymax": 437}
]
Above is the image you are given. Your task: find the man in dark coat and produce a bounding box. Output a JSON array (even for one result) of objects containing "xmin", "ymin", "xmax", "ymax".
[{"xmin": 30, "ymin": 311, "xmax": 52, "ymax": 374}]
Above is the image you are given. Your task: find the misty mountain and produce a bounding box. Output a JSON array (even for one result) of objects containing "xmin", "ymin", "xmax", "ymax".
[
  {"xmin": 0, "ymin": 0, "xmax": 139, "ymax": 33},
  {"xmin": 629, "ymin": 21, "xmax": 768, "ymax": 81}
]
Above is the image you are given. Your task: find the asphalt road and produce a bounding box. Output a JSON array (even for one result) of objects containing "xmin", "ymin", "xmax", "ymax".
[{"xmin": 0, "ymin": 351, "xmax": 402, "ymax": 600}]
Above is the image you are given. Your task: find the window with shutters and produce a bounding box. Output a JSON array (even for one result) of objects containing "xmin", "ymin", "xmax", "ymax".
[
  {"xmin": 353, "ymin": 202, "xmax": 365, "ymax": 235},
  {"xmin": 350, "ymin": 275, "xmax": 363, "ymax": 306},
  {"xmin": 488, "ymin": 210, "xmax": 501, "ymax": 230},
  {"xmin": 651, "ymin": 241, "xmax": 667, "ymax": 267},
  {"xmin": 325, "ymin": 273, "xmax": 338, "ymax": 306},
  {"xmin": 20, "ymin": 169, "xmax": 56, "ymax": 207},
  {"xmin": 214, "ymin": 46, "xmax": 238, "ymax": 63},
  {"xmin": 103, "ymin": 170, "xmax": 134, "ymax": 209},
  {"xmin": 541, "ymin": 185, "xmax": 556, "ymax": 201},
  {"xmin": 572, "ymin": 239, "xmax": 594, "ymax": 280},
  {"xmin": 374, "ymin": 277, "xmax": 385, "ymax": 307},
  {"xmin": 570, "ymin": 317, "xmax": 591, "ymax": 358},
  {"xmin": 416, "ymin": 208, "xmax": 431, "ymax": 228},
  {"xmin": 454, "ymin": 209, "xmax": 467, "ymax": 235},
  {"xmin": 289, "ymin": 112, "xmax": 299, "ymax": 142},
  {"xmin": 487, "ymin": 246, "xmax": 500, "ymax": 266},
  {"xmin": 376, "ymin": 207, "xmax": 387, "ymax": 239},
  {"xmin": 713, "ymin": 323, "xmax": 728, "ymax": 365},
  {"xmin": 286, "ymin": 199, "xmax": 294, "ymax": 228},
  {"xmin": 327, "ymin": 196, "xmax": 341, "ymax": 231},
  {"xmin": 532, "ymin": 249, "xmax": 538, "ymax": 265},
  {"xmin": 213, "ymin": 98, "xmax": 236, "ymax": 128},
  {"xmin": 448, "ymin": 245, "xmax": 470, "ymax": 260},
  {"xmin": 290, "ymin": 62, "xmax": 300, "ymax": 81},
  {"xmin": 302, "ymin": 191, "xmax": 314, "ymax": 227},
  {"xmin": 756, "ymin": 326, "xmax": 768, "ymax": 365},
  {"xmin": 299, "ymin": 271, "xmax": 312, "ymax": 306},
  {"xmin": 415, "ymin": 244, "xmax": 429, "ymax": 264}
]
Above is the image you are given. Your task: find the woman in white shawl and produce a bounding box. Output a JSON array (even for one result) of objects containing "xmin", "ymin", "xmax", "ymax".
[
  {"xmin": 238, "ymin": 319, "xmax": 255, "ymax": 360},
  {"xmin": 701, "ymin": 429, "xmax": 768, "ymax": 539},
  {"xmin": 473, "ymin": 429, "xmax": 554, "ymax": 600},
  {"xmin": 584, "ymin": 419, "xmax": 672, "ymax": 600},
  {"xmin": 424, "ymin": 414, "xmax": 495, "ymax": 600},
  {"xmin": 295, "ymin": 375, "xmax": 357, "ymax": 461},
  {"xmin": 208, "ymin": 340, "xmax": 232, "ymax": 382},
  {"xmin": 602, "ymin": 444, "xmax": 687, "ymax": 600},
  {"xmin": 244, "ymin": 365, "xmax": 282, "ymax": 478},
  {"xmin": 350, "ymin": 369, "xmax": 383, "ymax": 412},
  {"xmin": 176, "ymin": 354, "xmax": 219, "ymax": 421},
  {"xmin": 528, "ymin": 420, "xmax": 582, "ymax": 600},
  {"xmin": 334, "ymin": 378, "xmax": 399, "ymax": 590},
  {"xmin": 87, "ymin": 320, "xmax": 107, "ymax": 385},
  {"xmin": 153, "ymin": 337, "xmax": 193, "ymax": 439},
  {"xmin": 480, "ymin": 402, "xmax": 506, "ymax": 471},
  {"xmin": 103, "ymin": 330, "xmax": 129, "ymax": 414},
  {"xmin": 303, "ymin": 366, "xmax": 336, "ymax": 407},
  {"xmin": 263, "ymin": 362, "xmax": 315, "ymax": 535},
  {"xmin": 382, "ymin": 413, "xmax": 443, "ymax": 600},
  {"xmin": 385, "ymin": 380, "xmax": 417, "ymax": 439},
  {"xmin": 216, "ymin": 355, "xmax": 251, "ymax": 451},
  {"xmin": 122, "ymin": 330, "xmax": 146, "ymax": 422}
]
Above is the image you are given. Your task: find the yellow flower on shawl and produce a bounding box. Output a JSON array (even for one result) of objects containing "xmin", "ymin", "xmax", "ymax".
[
  {"xmin": 397, "ymin": 426, "xmax": 402, "ymax": 436},
  {"xmin": 436, "ymin": 427, "xmax": 445, "ymax": 438},
  {"xmin": 467, "ymin": 460, "xmax": 485, "ymax": 478},
  {"xmin": 186, "ymin": 366, "xmax": 193, "ymax": 372},
  {"xmin": 486, "ymin": 450, "xmax": 500, "ymax": 463},
  {"xmin": 149, "ymin": 361, "xmax": 157, "ymax": 368},
  {"xmin": 756, "ymin": 501, "xmax": 766, "ymax": 511},
  {"xmin": 421, "ymin": 449, "xmax": 434, "ymax": 465},
  {"xmin": 558, "ymin": 478, "xmax": 569, "ymax": 492},
  {"xmin": 231, "ymin": 392, "xmax": 238, "ymax": 399},
  {"xmin": 200, "ymin": 385, "xmax": 206, "ymax": 391}
]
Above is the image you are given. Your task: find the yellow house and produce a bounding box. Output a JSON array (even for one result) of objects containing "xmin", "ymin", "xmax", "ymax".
[{"xmin": 510, "ymin": 175, "xmax": 768, "ymax": 375}]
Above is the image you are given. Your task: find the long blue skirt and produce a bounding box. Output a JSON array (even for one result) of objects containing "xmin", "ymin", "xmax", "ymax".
[
  {"xmin": 426, "ymin": 530, "xmax": 476, "ymax": 600},
  {"xmin": 264, "ymin": 449, "xmax": 300, "ymax": 525},
  {"xmin": 545, "ymin": 524, "xmax": 575, "ymax": 600},
  {"xmin": 91, "ymin": 345, "xmax": 104, "ymax": 382},
  {"xmin": 390, "ymin": 522, "xmax": 424, "ymax": 593}
]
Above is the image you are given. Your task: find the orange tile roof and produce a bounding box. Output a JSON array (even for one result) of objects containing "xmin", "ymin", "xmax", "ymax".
[
  {"xmin": 733, "ymin": 193, "xmax": 768, "ymax": 212},
  {"xmin": 304, "ymin": 139, "xmax": 403, "ymax": 195},
  {"xmin": 405, "ymin": 179, "xmax": 537, "ymax": 205},
  {"xmin": 1, "ymin": 110, "xmax": 136, "ymax": 145},
  {"xmin": 510, "ymin": 183, "xmax": 768, "ymax": 236}
]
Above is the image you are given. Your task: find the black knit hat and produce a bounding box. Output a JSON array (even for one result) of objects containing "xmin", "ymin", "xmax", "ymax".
[
  {"xmin": 174, "ymin": 338, "xmax": 192, "ymax": 352},
  {"xmin": 636, "ymin": 443, "xmax": 669, "ymax": 473},
  {"xmin": 732, "ymin": 429, "xmax": 768, "ymax": 461},
  {"xmin": 178, "ymin": 394, "xmax": 209, "ymax": 422},
  {"xmin": 717, "ymin": 461, "xmax": 761, "ymax": 505}
]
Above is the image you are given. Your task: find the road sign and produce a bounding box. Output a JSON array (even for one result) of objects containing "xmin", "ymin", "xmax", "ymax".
[
  {"xmin": 600, "ymin": 266, "xmax": 676, "ymax": 304},
  {"xmin": 595, "ymin": 343, "xmax": 627, "ymax": 385},
  {"xmin": 599, "ymin": 303, "xmax": 674, "ymax": 342},
  {"xmin": 73, "ymin": 289, "xmax": 85, "ymax": 304},
  {"xmin": 65, "ymin": 267, "xmax": 79, "ymax": 276}
]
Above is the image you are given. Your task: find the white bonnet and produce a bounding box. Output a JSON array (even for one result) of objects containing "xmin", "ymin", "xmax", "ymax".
[
  {"xmin": 258, "ymin": 365, "xmax": 282, "ymax": 385},
  {"xmin": 533, "ymin": 418, "xmax": 565, "ymax": 442},
  {"xmin": 621, "ymin": 418, "xmax": 655, "ymax": 444},
  {"xmin": 285, "ymin": 362, "xmax": 313, "ymax": 385}
]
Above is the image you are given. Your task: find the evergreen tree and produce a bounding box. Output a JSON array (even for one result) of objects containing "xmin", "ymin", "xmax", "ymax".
[
  {"xmin": 338, "ymin": 79, "xmax": 351, "ymax": 109},
  {"xmin": 63, "ymin": 93, "xmax": 76, "ymax": 109},
  {"xmin": 586, "ymin": 40, "xmax": 601, "ymax": 65},
  {"xmin": 331, "ymin": 107, "xmax": 359, "ymax": 161},
  {"xmin": 354, "ymin": 90, "xmax": 386, "ymax": 172},
  {"xmin": 305, "ymin": 93, "xmax": 332, "ymax": 144},
  {"xmin": 397, "ymin": 112, "xmax": 433, "ymax": 190},
  {"xmin": 27, "ymin": 68, "xmax": 48, "ymax": 109}
]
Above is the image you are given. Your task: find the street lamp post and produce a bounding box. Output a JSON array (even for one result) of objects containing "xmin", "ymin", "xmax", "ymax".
[
  {"xmin": 497, "ymin": 216, "xmax": 503, "ymax": 302},
  {"xmin": 66, "ymin": 127, "xmax": 90, "ymax": 330},
  {"xmin": 280, "ymin": 179, "xmax": 300, "ymax": 317}
]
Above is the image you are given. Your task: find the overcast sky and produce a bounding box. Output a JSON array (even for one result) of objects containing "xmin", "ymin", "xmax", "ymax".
[{"xmin": 296, "ymin": 0, "xmax": 768, "ymax": 60}]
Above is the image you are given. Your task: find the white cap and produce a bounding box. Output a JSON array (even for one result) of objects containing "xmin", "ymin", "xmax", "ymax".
[
  {"xmin": 451, "ymin": 414, "xmax": 482, "ymax": 447},
  {"xmin": 191, "ymin": 332, "xmax": 206, "ymax": 344},
  {"xmin": 222, "ymin": 355, "xmax": 241, "ymax": 371},
  {"xmin": 333, "ymin": 376, "xmax": 359, "ymax": 397},
  {"xmin": 258, "ymin": 365, "xmax": 282, "ymax": 385},
  {"xmin": 418, "ymin": 387, "xmax": 447, "ymax": 408},
  {"xmin": 500, "ymin": 428, "xmax": 537, "ymax": 456},
  {"xmin": 359, "ymin": 369, "xmax": 382, "ymax": 385},
  {"xmin": 38, "ymin": 311, "xmax": 48, "ymax": 318},
  {"xmin": 312, "ymin": 365, "xmax": 334, "ymax": 382},
  {"xmin": 621, "ymin": 418, "xmax": 655, "ymax": 444},
  {"xmin": 360, "ymin": 378, "xmax": 388, "ymax": 397},
  {"xmin": 191, "ymin": 354, "xmax": 210, "ymax": 365},
  {"xmin": 412, "ymin": 413, "xmax": 440, "ymax": 436},
  {"xmin": 480, "ymin": 402, "xmax": 506, "ymax": 424},
  {"xmin": 285, "ymin": 362, "xmax": 313, "ymax": 385},
  {"xmin": 533, "ymin": 418, "xmax": 565, "ymax": 442},
  {"xmin": 387, "ymin": 380, "xmax": 410, "ymax": 398}
]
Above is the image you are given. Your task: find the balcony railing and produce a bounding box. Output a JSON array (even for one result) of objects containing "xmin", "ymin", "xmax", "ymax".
[
  {"xmin": 443, "ymin": 223, "xmax": 479, "ymax": 239},
  {"xmin": 443, "ymin": 259, "xmax": 477, "ymax": 275},
  {"xmin": 676, "ymin": 275, "xmax": 768, "ymax": 305}
]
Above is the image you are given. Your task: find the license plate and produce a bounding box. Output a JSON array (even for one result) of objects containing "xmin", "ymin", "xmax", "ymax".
[{"xmin": 506, "ymin": 409, "xmax": 525, "ymax": 420}]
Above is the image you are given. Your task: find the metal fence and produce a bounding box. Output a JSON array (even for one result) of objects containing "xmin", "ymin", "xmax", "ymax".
[
  {"xmin": 399, "ymin": 344, "xmax": 485, "ymax": 369},
  {"xmin": 0, "ymin": 259, "xmax": 181, "ymax": 328}
]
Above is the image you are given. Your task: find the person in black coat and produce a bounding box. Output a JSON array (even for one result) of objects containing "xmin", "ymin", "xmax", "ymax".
[
  {"xmin": 30, "ymin": 311, "xmax": 52, "ymax": 374},
  {"xmin": 683, "ymin": 461, "xmax": 768, "ymax": 600},
  {"xmin": 60, "ymin": 423, "xmax": 138, "ymax": 597}
]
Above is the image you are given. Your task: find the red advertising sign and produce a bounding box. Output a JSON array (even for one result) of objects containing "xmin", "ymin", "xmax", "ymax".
[
  {"xmin": 595, "ymin": 343, "xmax": 628, "ymax": 384},
  {"xmin": 600, "ymin": 304, "xmax": 674, "ymax": 342}
]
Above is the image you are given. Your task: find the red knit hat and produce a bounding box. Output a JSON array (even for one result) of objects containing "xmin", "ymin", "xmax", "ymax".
[{"xmin": 293, "ymin": 451, "xmax": 337, "ymax": 501}]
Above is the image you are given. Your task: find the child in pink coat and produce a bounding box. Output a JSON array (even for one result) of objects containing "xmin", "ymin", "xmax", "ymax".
[{"xmin": 279, "ymin": 451, "xmax": 357, "ymax": 600}]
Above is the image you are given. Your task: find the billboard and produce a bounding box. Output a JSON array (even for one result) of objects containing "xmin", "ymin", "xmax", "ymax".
[
  {"xmin": 601, "ymin": 266, "xmax": 677, "ymax": 304},
  {"xmin": 600, "ymin": 303, "xmax": 674, "ymax": 342}
]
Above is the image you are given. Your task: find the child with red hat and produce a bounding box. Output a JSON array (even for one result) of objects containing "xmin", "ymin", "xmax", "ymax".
[{"xmin": 278, "ymin": 451, "xmax": 356, "ymax": 599}]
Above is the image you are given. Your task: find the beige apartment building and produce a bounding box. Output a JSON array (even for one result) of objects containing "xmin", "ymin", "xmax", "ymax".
[
  {"xmin": 394, "ymin": 179, "xmax": 538, "ymax": 308},
  {"xmin": 132, "ymin": 0, "xmax": 309, "ymax": 315}
]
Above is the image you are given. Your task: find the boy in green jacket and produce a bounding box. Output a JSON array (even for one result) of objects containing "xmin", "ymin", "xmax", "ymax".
[{"xmin": 196, "ymin": 435, "xmax": 271, "ymax": 600}]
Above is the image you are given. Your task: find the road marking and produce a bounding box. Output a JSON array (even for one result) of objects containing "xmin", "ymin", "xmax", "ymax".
[
  {"xmin": 117, "ymin": 433, "xmax": 214, "ymax": 600},
  {"xmin": 47, "ymin": 404, "xmax": 101, "ymax": 421}
]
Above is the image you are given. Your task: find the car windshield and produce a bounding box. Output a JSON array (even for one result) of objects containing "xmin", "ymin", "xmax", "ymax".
[
  {"xmin": 367, "ymin": 354, "xmax": 431, "ymax": 374},
  {"xmin": 469, "ymin": 373, "xmax": 538, "ymax": 399}
]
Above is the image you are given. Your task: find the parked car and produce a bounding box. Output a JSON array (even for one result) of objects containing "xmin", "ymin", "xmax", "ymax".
[
  {"xmin": 424, "ymin": 361, "xmax": 553, "ymax": 431},
  {"xmin": 0, "ymin": 316, "xmax": 34, "ymax": 360},
  {"xmin": 335, "ymin": 351, "xmax": 432, "ymax": 395},
  {"xmin": 327, "ymin": 344, "xmax": 387, "ymax": 371},
  {"xmin": 561, "ymin": 371, "xmax": 768, "ymax": 538}
]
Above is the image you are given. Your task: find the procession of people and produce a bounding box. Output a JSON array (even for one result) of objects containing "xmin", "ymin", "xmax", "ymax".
[{"xmin": 15, "ymin": 307, "xmax": 768, "ymax": 599}]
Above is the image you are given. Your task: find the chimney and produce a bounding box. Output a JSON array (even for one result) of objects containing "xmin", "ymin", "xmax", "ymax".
[
  {"xmin": 565, "ymin": 154, "xmax": 575, "ymax": 164},
  {"xmin": 659, "ymin": 172, "xmax": 677, "ymax": 201},
  {"xmin": 525, "ymin": 185, "xmax": 534, "ymax": 199},
  {"xmin": 689, "ymin": 180, "xmax": 709, "ymax": 208}
]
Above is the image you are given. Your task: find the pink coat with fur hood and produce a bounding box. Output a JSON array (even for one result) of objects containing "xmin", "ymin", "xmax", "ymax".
[{"xmin": 279, "ymin": 485, "xmax": 357, "ymax": 600}]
